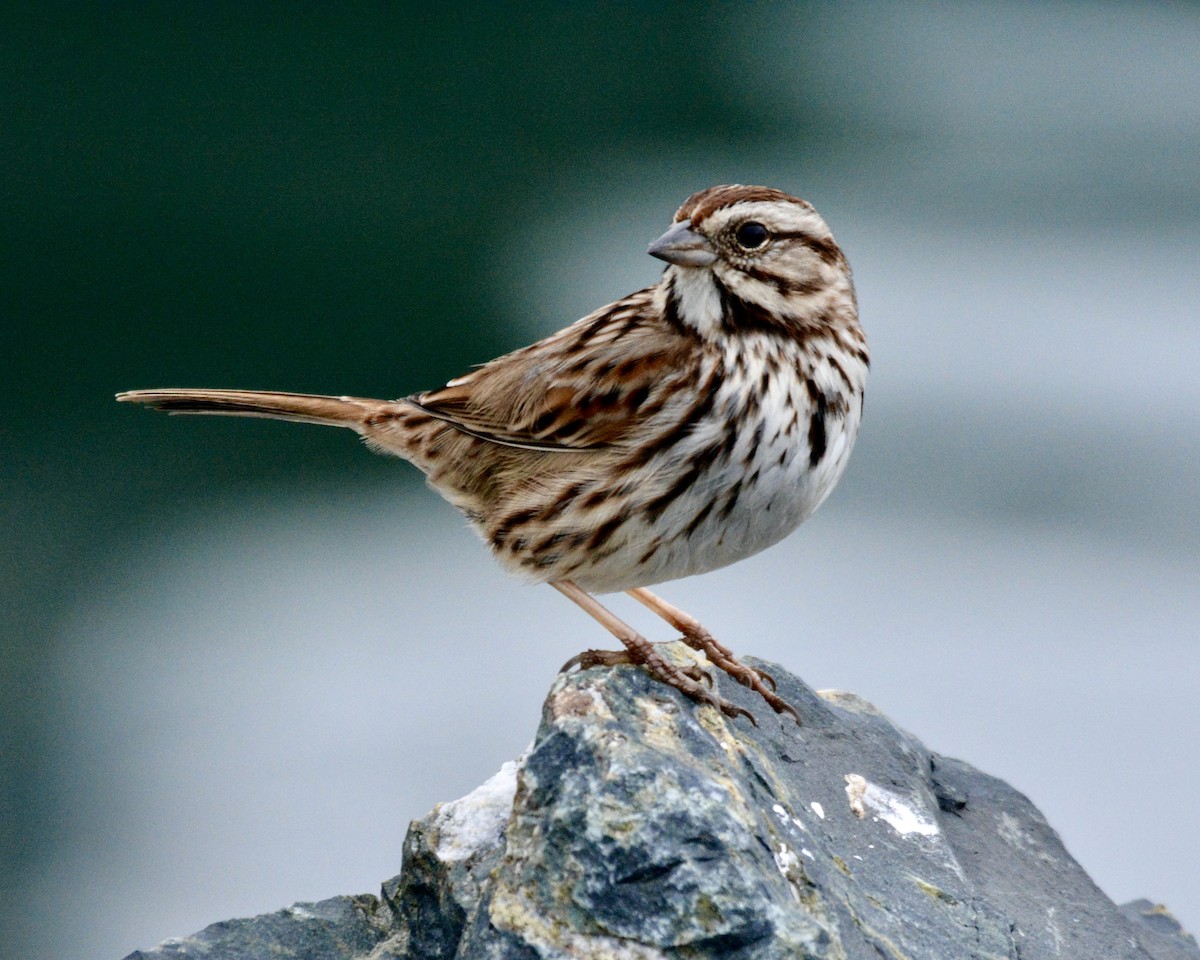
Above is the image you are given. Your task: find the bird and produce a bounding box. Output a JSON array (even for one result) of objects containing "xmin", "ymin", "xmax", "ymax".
[{"xmin": 117, "ymin": 184, "xmax": 868, "ymax": 724}]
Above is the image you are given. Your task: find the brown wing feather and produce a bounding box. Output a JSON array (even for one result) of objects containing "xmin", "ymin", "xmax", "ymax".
[{"xmin": 414, "ymin": 286, "xmax": 695, "ymax": 452}]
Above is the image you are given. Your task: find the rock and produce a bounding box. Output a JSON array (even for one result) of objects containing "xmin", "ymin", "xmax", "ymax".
[
  {"xmin": 123, "ymin": 643, "xmax": 1197, "ymax": 960},
  {"xmin": 121, "ymin": 895, "xmax": 393, "ymax": 959}
]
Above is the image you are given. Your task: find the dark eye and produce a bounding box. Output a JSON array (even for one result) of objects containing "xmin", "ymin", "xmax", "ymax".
[{"xmin": 734, "ymin": 221, "xmax": 769, "ymax": 249}]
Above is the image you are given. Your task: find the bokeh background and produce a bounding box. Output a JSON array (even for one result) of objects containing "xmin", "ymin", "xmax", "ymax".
[{"xmin": 4, "ymin": 3, "xmax": 1198, "ymax": 957}]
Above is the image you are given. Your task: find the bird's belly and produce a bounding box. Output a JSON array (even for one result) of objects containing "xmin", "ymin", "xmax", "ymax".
[{"xmin": 566, "ymin": 411, "xmax": 858, "ymax": 594}]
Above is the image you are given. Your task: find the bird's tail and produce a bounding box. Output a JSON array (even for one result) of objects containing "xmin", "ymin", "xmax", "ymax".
[{"xmin": 115, "ymin": 388, "xmax": 394, "ymax": 431}]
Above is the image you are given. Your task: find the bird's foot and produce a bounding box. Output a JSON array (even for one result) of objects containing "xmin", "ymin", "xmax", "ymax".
[
  {"xmin": 560, "ymin": 644, "xmax": 747, "ymax": 721},
  {"xmin": 678, "ymin": 628, "xmax": 800, "ymax": 725},
  {"xmin": 561, "ymin": 646, "xmax": 712, "ymax": 687}
]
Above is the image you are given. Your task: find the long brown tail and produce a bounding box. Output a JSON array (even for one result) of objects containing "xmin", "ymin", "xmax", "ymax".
[{"xmin": 115, "ymin": 388, "xmax": 396, "ymax": 431}]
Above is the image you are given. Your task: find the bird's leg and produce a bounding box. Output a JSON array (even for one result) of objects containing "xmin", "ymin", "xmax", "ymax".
[
  {"xmin": 626, "ymin": 587, "xmax": 800, "ymax": 725},
  {"xmin": 553, "ymin": 581, "xmax": 744, "ymax": 719}
]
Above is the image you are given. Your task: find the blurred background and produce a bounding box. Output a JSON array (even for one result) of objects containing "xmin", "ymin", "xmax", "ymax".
[{"xmin": 4, "ymin": 3, "xmax": 1198, "ymax": 957}]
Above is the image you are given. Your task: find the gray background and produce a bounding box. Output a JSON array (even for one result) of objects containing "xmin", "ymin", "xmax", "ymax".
[{"xmin": 3, "ymin": 3, "xmax": 1197, "ymax": 958}]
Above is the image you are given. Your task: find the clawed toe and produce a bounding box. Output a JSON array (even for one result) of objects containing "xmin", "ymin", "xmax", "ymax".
[
  {"xmin": 679, "ymin": 633, "xmax": 799, "ymax": 724},
  {"xmin": 560, "ymin": 648, "xmax": 632, "ymax": 673},
  {"xmin": 718, "ymin": 699, "xmax": 756, "ymax": 724},
  {"xmin": 764, "ymin": 695, "xmax": 801, "ymax": 725},
  {"xmin": 682, "ymin": 662, "xmax": 714, "ymax": 687}
]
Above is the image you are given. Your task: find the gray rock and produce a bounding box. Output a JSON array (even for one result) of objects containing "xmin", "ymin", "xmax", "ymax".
[{"xmin": 124, "ymin": 644, "xmax": 1197, "ymax": 959}]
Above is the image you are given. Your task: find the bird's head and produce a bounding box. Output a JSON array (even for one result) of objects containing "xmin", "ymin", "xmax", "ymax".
[{"xmin": 648, "ymin": 185, "xmax": 855, "ymax": 340}]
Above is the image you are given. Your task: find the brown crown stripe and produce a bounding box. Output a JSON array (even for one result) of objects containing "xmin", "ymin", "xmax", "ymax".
[{"xmin": 677, "ymin": 185, "xmax": 812, "ymax": 225}]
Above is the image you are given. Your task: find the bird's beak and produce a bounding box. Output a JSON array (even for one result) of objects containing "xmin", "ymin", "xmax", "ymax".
[{"xmin": 647, "ymin": 219, "xmax": 717, "ymax": 267}]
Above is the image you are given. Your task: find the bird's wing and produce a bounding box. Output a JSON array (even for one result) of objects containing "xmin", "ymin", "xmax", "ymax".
[{"xmin": 413, "ymin": 286, "xmax": 693, "ymax": 452}]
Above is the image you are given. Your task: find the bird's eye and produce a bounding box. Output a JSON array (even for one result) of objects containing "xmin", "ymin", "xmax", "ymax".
[{"xmin": 734, "ymin": 221, "xmax": 770, "ymax": 250}]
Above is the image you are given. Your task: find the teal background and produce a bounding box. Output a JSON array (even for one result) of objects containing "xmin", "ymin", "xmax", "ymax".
[{"xmin": 4, "ymin": 4, "xmax": 1198, "ymax": 957}]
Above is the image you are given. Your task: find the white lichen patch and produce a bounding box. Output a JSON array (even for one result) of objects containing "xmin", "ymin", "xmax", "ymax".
[
  {"xmin": 434, "ymin": 759, "xmax": 520, "ymax": 863},
  {"xmin": 772, "ymin": 803, "xmax": 806, "ymax": 833},
  {"xmin": 997, "ymin": 811, "xmax": 1057, "ymax": 863},
  {"xmin": 772, "ymin": 842, "xmax": 804, "ymax": 902},
  {"xmin": 774, "ymin": 841, "xmax": 800, "ymax": 874},
  {"xmin": 845, "ymin": 774, "xmax": 868, "ymax": 818},
  {"xmin": 844, "ymin": 774, "xmax": 938, "ymax": 838},
  {"xmin": 286, "ymin": 904, "xmax": 316, "ymax": 920}
]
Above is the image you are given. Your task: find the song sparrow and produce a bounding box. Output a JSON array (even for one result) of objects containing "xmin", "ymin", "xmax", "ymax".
[{"xmin": 118, "ymin": 185, "xmax": 868, "ymax": 724}]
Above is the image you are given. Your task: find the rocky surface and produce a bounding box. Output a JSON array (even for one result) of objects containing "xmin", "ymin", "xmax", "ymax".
[{"xmin": 124, "ymin": 643, "xmax": 1197, "ymax": 959}]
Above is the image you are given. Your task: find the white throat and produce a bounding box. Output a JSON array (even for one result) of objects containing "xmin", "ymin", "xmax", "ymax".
[{"xmin": 668, "ymin": 266, "xmax": 724, "ymax": 339}]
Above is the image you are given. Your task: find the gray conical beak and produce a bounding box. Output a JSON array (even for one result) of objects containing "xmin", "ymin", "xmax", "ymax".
[{"xmin": 647, "ymin": 219, "xmax": 717, "ymax": 267}]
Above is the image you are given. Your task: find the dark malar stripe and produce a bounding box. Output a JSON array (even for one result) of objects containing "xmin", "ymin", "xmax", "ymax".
[
  {"xmin": 661, "ymin": 274, "xmax": 689, "ymax": 337},
  {"xmin": 713, "ymin": 276, "xmax": 796, "ymax": 337}
]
